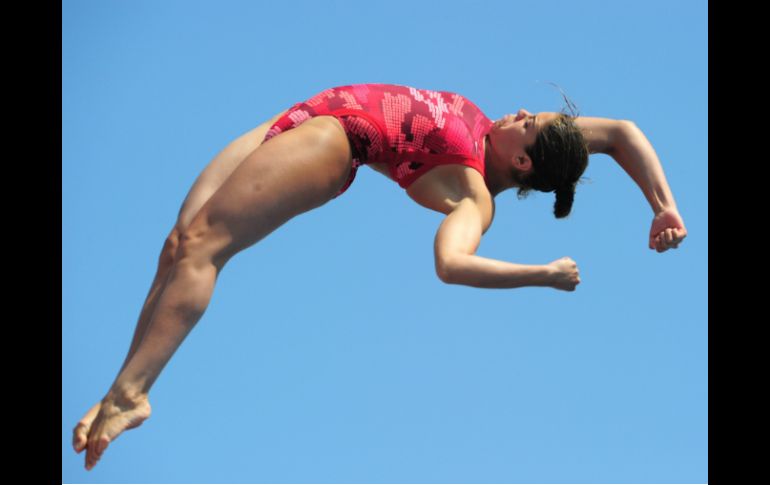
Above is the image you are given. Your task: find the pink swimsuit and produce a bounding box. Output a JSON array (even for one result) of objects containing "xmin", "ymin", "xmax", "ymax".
[{"xmin": 262, "ymin": 83, "xmax": 494, "ymax": 198}]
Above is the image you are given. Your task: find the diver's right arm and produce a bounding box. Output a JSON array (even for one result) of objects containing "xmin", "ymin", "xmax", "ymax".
[{"xmin": 434, "ymin": 198, "xmax": 577, "ymax": 290}]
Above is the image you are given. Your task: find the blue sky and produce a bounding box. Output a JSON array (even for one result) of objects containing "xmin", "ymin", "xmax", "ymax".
[{"xmin": 62, "ymin": 0, "xmax": 708, "ymax": 483}]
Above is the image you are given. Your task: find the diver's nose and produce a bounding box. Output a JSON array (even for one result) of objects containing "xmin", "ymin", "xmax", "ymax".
[{"xmin": 515, "ymin": 109, "xmax": 530, "ymax": 121}]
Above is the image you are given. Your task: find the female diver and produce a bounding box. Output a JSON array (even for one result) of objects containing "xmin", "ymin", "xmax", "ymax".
[{"xmin": 72, "ymin": 83, "xmax": 687, "ymax": 470}]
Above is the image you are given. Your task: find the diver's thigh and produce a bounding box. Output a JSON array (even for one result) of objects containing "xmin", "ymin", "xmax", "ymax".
[
  {"xmin": 179, "ymin": 116, "xmax": 353, "ymax": 267},
  {"xmin": 175, "ymin": 111, "xmax": 288, "ymax": 230}
]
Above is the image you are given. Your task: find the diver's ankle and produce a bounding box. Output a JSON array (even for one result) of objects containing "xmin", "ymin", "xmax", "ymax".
[{"xmin": 105, "ymin": 384, "xmax": 149, "ymax": 406}]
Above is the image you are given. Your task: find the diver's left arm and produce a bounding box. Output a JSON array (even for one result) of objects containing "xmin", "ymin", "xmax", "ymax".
[{"xmin": 575, "ymin": 117, "xmax": 688, "ymax": 253}]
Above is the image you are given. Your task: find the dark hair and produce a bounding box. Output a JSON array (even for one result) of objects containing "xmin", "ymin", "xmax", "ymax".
[{"xmin": 516, "ymin": 88, "xmax": 589, "ymax": 218}]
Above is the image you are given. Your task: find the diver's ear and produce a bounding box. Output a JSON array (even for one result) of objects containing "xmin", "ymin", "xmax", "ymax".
[{"xmin": 512, "ymin": 154, "xmax": 533, "ymax": 174}]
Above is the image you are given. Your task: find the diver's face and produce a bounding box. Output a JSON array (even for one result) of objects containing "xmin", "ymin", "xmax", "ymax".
[
  {"xmin": 489, "ymin": 109, "xmax": 538, "ymax": 154},
  {"xmin": 489, "ymin": 110, "xmax": 562, "ymax": 164}
]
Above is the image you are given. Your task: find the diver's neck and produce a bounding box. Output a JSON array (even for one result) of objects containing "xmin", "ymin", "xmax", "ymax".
[{"xmin": 483, "ymin": 135, "xmax": 510, "ymax": 197}]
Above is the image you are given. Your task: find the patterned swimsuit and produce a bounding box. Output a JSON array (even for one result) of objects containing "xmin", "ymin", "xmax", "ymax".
[{"xmin": 262, "ymin": 83, "xmax": 494, "ymax": 198}]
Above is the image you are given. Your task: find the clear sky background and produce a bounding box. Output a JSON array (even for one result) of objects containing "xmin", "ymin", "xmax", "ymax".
[{"xmin": 62, "ymin": 0, "xmax": 708, "ymax": 483}]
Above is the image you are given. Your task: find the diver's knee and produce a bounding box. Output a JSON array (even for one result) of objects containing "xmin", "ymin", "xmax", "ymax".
[{"xmin": 159, "ymin": 227, "xmax": 183, "ymax": 267}]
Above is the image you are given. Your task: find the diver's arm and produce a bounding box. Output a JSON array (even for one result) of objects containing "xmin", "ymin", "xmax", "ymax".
[
  {"xmin": 575, "ymin": 117, "xmax": 687, "ymax": 252},
  {"xmin": 434, "ymin": 198, "xmax": 557, "ymax": 289},
  {"xmin": 608, "ymin": 120, "xmax": 679, "ymax": 214}
]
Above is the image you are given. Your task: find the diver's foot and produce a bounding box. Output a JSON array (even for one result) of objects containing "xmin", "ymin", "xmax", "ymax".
[
  {"xmin": 72, "ymin": 402, "xmax": 102, "ymax": 454},
  {"xmin": 83, "ymin": 392, "xmax": 152, "ymax": 471}
]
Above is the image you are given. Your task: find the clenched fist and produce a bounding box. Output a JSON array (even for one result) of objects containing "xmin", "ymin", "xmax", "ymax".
[
  {"xmin": 547, "ymin": 256, "xmax": 581, "ymax": 292},
  {"xmin": 649, "ymin": 208, "xmax": 688, "ymax": 253}
]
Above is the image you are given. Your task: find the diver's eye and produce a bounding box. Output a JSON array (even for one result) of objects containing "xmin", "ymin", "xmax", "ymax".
[{"xmin": 525, "ymin": 116, "xmax": 534, "ymax": 129}]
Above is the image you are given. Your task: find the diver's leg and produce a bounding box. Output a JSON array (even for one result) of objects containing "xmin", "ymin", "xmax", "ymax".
[
  {"xmin": 121, "ymin": 119, "xmax": 283, "ymax": 373},
  {"xmin": 73, "ymin": 118, "xmax": 281, "ymax": 455},
  {"xmin": 82, "ymin": 116, "xmax": 353, "ymax": 470}
]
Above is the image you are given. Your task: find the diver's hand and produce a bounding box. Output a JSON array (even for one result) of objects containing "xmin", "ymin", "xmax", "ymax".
[
  {"xmin": 547, "ymin": 257, "xmax": 581, "ymax": 292},
  {"xmin": 649, "ymin": 208, "xmax": 687, "ymax": 253}
]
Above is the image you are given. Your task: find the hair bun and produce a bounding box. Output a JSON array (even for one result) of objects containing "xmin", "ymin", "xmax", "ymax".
[{"xmin": 553, "ymin": 186, "xmax": 575, "ymax": 219}]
